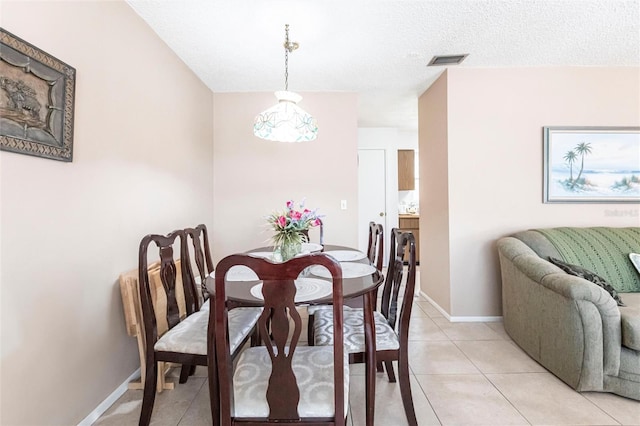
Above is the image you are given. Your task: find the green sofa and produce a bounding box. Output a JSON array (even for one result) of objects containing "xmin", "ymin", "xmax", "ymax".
[{"xmin": 497, "ymin": 227, "xmax": 639, "ymax": 400}]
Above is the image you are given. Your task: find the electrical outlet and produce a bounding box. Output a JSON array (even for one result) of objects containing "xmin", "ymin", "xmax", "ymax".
[{"xmin": 340, "ymin": 200, "xmax": 347, "ymax": 210}]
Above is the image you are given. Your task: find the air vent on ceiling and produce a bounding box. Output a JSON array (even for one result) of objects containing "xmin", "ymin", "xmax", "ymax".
[{"xmin": 427, "ymin": 54, "xmax": 468, "ymax": 66}]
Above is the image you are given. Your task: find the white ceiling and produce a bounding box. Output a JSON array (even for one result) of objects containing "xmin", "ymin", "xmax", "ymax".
[{"xmin": 127, "ymin": 0, "xmax": 640, "ymax": 130}]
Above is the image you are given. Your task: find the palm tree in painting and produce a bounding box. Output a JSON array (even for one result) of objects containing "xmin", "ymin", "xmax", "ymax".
[
  {"xmin": 563, "ymin": 150, "xmax": 577, "ymax": 184},
  {"xmin": 572, "ymin": 142, "xmax": 593, "ymax": 188}
]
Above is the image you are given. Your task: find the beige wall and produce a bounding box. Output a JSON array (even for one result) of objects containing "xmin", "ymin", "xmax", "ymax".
[
  {"xmin": 419, "ymin": 71, "xmax": 452, "ymax": 313},
  {"xmin": 212, "ymin": 92, "xmax": 359, "ymax": 261},
  {"xmin": 0, "ymin": 1, "xmax": 214, "ymax": 425},
  {"xmin": 419, "ymin": 67, "xmax": 640, "ymax": 318}
]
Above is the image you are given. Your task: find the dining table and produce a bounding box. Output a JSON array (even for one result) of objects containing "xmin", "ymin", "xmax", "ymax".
[{"xmin": 206, "ymin": 243, "xmax": 384, "ymax": 426}]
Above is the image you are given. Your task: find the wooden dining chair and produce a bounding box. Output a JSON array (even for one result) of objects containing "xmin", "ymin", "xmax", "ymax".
[
  {"xmin": 137, "ymin": 229, "xmax": 261, "ymax": 426},
  {"xmin": 306, "ymin": 221, "xmax": 384, "ymax": 344},
  {"xmin": 313, "ymin": 229, "xmax": 418, "ymax": 426},
  {"xmin": 210, "ymin": 253, "xmax": 348, "ymax": 425}
]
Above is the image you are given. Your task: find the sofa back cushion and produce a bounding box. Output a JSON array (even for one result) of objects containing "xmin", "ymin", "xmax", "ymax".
[
  {"xmin": 533, "ymin": 227, "xmax": 640, "ymax": 293},
  {"xmin": 512, "ymin": 230, "xmax": 562, "ymax": 260}
]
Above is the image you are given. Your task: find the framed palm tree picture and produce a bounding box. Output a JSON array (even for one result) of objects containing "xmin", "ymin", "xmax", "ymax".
[{"xmin": 543, "ymin": 126, "xmax": 640, "ymax": 203}]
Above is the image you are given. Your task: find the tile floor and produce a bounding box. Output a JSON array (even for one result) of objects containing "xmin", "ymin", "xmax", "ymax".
[{"xmin": 95, "ymin": 295, "xmax": 639, "ymax": 425}]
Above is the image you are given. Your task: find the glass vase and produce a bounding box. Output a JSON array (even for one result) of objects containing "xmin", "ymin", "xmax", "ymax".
[
  {"xmin": 280, "ymin": 238, "xmax": 302, "ymax": 261},
  {"xmin": 274, "ymin": 231, "xmax": 304, "ymax": 262}
]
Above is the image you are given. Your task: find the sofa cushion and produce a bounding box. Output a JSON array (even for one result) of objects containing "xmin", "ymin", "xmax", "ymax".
[
  {"xmin": 534, "ymin": 227, "xmax": 640, "ymax": 293},
  {"xmin": 549, "ymin": 257, "xmax": 625, "ymax": 306},
  {"xmin": 619, "ymin": 293, "xmax": 640, "ymax": 352},
  {"xmin": 620, "ymin": 307, "xmax": 640, "ymax": 351}
]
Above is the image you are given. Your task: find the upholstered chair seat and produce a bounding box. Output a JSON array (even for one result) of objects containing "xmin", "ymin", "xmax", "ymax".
[
  {"xmin": 313, "ymin": 310, "xmax": 399, "ymax": 353},
  {"xmin": 155, "ymin": 307, "xmax": 261, "ymax": 355},
  {"xmin": 306, "ymin": 304, "xmax": 354, "ymax": 316},
  {"xmin": 232, "ymin": 346, "xmax": 349, "ymax": 418}
]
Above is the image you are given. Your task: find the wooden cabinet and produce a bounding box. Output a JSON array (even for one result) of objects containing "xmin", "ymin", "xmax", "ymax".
[
  {"xmin": 397, "ymin": 150, "xmax": 415, "ymax": 190},
  {"xmin": 398, "ymin": 215, "xmax": 419, "ymax": 263}
]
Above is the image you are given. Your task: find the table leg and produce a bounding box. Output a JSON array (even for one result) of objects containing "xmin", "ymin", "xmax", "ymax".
[{"xmin": 363, "ymin": 291, "xmax": 376, "ymax": 426}]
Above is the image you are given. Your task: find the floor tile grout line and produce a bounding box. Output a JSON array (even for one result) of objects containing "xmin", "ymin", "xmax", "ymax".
[
  {"xmin": 436, "ymin": 322, "xmax": 535, "ymax": 425},
  {"xmin": 481, "ymin": 372, "xmax": 623, "ymax": 426},
  {"xmin": 560, "ymin": 390, "xmax": 624, "ymax": 426},
  {"xmin": 407, "ymin": 300, "xmax": 449, "ymax": 425},
  {"xmin": 480, "ymin": 372, "xmax": 534, "ymax": 426},
  {"xmin": 409, "ymin": 371, "xmax": 444, "ymax": 426},
  {"xmin": 447, "ymin": 330, "xmax": 575, "ymax": 426},
  {"xmin": 591, "ymin": 395, "xmax": 627, "ymax": 425},
  {"xmin": 176, "ymin": 377, "xmax": 208, "ymax": 426}
]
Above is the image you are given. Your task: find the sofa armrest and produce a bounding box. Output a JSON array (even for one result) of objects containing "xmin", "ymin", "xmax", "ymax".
[
  {"xmin": 540, "ymin": 273, "xmax": 620, "ymax": 316},
  {"xmin": 541, "ymin": 272, "xmax": 622, "ymax": 375},
  {"xmin": 497, "ymin": 237, "xmax": 622, "ymax": 391},
  {"xmin": 499, "ymin": 237, "xmax": 619, "ymax": 313}
]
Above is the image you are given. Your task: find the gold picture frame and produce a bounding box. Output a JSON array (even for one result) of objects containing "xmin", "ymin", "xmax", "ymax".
[{"xmin": 0, "ymin": 28, "xmax": 76, "ymax": 162}]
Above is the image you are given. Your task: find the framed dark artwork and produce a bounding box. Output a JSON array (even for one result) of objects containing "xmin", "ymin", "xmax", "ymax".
[
  {"xmin": 0, "ymin": 28, "xmax": 76, "ymax": 162},
  {"xmin": 543, "ymin": 126, "xmax": 640, "ymax": 203}
]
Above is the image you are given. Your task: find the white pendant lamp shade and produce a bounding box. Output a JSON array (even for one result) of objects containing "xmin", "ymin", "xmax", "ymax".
[
  {"xmin": 253, "ymin": 91, "xmax": 318, "ymax": 142},
  {"xmin": 253, "ymin": 25, "xmax": 317, "ymax": 143}
]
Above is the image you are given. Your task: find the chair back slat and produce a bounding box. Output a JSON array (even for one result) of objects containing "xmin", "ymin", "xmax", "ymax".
[
  {"xmin": 397, "ymin": 232, "xmax": 416, "ymax": 341},
  {"xmin": 214, "ymin": 253, "xmax": 345, "ymax": 423},
  {"xmin": 261, "ymin": 278, "xmax": 301, "ymax": 419},
  {"xmin": 158, "ymin": 245, "xmax": 181, "ymax": 328},
  {"xmin": 381, "ymin": 229, "xmax": 416, "ymax": 330},
  {"xmin": 147, "ymin": 260, "xmax": 187, "ymax": 335},
  {"xmin": 185, "ymin": 224, "xmax": 214, "ymax": 304},
  {"xmin": 367, "ymin": 222, "xmax": 384, "ymax": 271}
]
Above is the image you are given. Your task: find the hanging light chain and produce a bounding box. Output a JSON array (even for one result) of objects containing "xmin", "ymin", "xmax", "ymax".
[
  {"xmin": 284, "ymin": 25, "xmax": 289, "ymax": 91},
  {"xmin": 283, "ymin": 24, "xmax": 299, "ymax": 92}
]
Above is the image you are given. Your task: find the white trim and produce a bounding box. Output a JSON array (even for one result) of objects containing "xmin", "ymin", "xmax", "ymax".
[
  {"xmin": 450, "ymin": 315, "xmax": 502, "ymax": 323},
  {"xmin": 77, "ymin": 368, "xmax": 140, "ymax": 426},
  {"xmin": 419, "ymin": 291, "xmax": 502, "ymax": 323},
  {"xmin": 420, "ymin": 291, "xmax": 451, "ymax": 320}
]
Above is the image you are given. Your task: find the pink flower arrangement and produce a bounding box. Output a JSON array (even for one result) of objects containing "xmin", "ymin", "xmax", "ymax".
[{"xmin": 267, "ymin": 199, "xmax": 322, "ymax": 247}]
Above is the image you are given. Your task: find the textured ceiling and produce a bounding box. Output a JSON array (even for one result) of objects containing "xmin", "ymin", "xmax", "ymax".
[{"xmin": 127, "ymin": 0, "xmax": 640, "ymax": 130}]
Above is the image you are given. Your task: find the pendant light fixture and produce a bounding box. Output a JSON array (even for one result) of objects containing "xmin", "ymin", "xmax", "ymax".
[{"xmin": 253, "ymin": 24, "xmax": 318, "ymax": 142}]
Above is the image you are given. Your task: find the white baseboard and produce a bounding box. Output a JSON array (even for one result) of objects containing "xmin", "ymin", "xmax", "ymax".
[
  {"xmin": 77, "ymin": 368, "xmax": 140, "ymax": 426},
  {"xmin": 419, "ymin": 291, "xmax": 502, "ymax": 323}
]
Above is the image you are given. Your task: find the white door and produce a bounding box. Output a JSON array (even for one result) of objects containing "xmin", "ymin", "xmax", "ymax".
[{"xmin": 357, "ymin": 149, "xmax": 387, "ymax": 259}]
